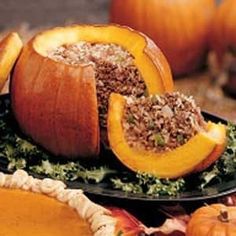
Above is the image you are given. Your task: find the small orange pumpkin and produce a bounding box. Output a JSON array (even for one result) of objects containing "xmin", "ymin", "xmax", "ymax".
[
  {"xmin": 187, "ymin": 204, "xmax": 236, "ymax": 236},
  {"xmin": 11, "ymin": 24, "xmax": 173, "ymax": 159},
  {"xmin": 110, "ymin": 0, "xmax": 216, "ymax": 77}
]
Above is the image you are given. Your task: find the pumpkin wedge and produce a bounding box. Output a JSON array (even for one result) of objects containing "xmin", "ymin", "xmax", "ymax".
[
  {"xmin": 11, "ymin": 24, "xmax": 173, "ymax": 159},
  {"xmin": 0, "ymin": 32, "xmax": 23, "ymax": 91},
  {"xmin": 107, "ymin": 93, "xmax": 226, "ymax": 179}
]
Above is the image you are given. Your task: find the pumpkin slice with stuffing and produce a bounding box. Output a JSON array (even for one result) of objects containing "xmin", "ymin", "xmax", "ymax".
[
  {"xmin": 0, "ymin": 169, "xmax": 147, "ymax": 236},
  {"xmin": 11, "ymin": 24, "xmax": 173, "ymax": 159},
  {"xmin": 0, "ymin": 32, "xmax": 22, "ymax": 91},
  {"xmin": 107, "ymin": 92, "xmax": 226, "ymax": 179}
]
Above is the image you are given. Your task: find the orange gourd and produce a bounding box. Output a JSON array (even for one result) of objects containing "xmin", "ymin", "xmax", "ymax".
[
  {"xmin": 11, "ymin": 24, "xmax": 173, "ymax": 159},
  {"xmin": 110, "ymin": 0, "xmax": 216, "ymax": 77},
  {"xmin": 211, "ymin": 0, "xmax": 236, "ymax": 63},
  {"xmin": 187, "ymin": 204, "xmax": 236, "ymax": 236},
  {"xmin": 107, "ymin": 93, "xmax": 226, "ymax": 179}
]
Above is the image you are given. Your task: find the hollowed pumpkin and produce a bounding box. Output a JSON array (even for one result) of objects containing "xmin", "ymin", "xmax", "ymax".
[
  {"xmin": 107, "ymin": 93, "xmax": 226, "ymax": 179},
  {"xmin": 11, "ymin": 24, "xmax": 173, "ymax": 159},
  {"xmin": 0, "ymin": 32, "xmax": 23, "ymax": 91}
]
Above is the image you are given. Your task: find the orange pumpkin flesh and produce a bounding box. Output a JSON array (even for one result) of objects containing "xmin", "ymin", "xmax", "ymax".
[
  {"xmin": 11, "ymin": 24, "xmax": 173, "ymax": 159},
  {"xmin": 0, "ymin": 32, "xmax": 23, "ymax": 91},
  {"xmin": 107, "ymin": 93, "xmax": 226, "ymax": 179},
  {"xmin": 187, "ymin": 204, "xmax": 236, "ymax": 236},
  {"xmin": 110, "ymin": 0, "xmax": 216, "ymax": 77},
  {"xmin": 0, "ymin": 188, "xmax": 92, "ymax": 236}
]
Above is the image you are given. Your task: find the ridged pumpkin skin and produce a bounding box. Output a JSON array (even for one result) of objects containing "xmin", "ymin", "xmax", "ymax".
[
  {"xmin": 187, "ymin": 204, "xmax": 236, "ymax": 236},
  {"xmin": 107, "ymin": 93, "xmax": 226, "ymax": 179},
  {"xmin": 11, "ymin": 25, "xmax": 173, "ymax": 159},
  {"xmin": 0, "ymin": 32, "xmax": 23, "ymax": 91},
  {"xmin": 110, "ymin": 0, "xmax": 216, "ymax": 77},
  {"xmin": 211, "ymin": 0, "xmax": 236, "ymax": 62}
]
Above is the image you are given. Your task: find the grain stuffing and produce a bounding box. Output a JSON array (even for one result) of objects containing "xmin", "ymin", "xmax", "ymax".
[
  {"xmin": 47, "ymin": 42, "xmax": 146, "ymax": 127},
  {"xmin": 122, "ymin": 92, "xmax": 206, "ymax": 152}
]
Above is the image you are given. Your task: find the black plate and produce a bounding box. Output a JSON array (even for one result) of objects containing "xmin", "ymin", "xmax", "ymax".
[{"xmin": 0, "ymin": 94, "xmax": 235, "ymax": 203}]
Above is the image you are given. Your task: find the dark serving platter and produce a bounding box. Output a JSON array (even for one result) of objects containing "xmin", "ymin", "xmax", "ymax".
[{"xmin": 0, "ymin": 93, "xmax": 236, "ymax": 205}]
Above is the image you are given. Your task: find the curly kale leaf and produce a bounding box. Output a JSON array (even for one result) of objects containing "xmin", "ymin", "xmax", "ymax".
[
  {"xmin": 111, "ymin": 172, "xmax": 185, "ymax": 196},
  {"xmin": 30, "ymin": 160, "xmax": 116, "ymax": 183}
]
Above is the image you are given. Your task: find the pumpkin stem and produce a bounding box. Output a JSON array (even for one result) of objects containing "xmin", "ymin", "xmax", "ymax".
[{"xmin": 218, "ymin": 210, "xmax": 229, "ymax": 223}]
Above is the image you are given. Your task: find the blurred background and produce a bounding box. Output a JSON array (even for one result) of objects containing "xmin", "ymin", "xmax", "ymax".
[
  {"xmin": 0, "ymin": 0, "xmax": 235, "ymax": 122},
  {"xmin": 0, "ymin": 0, "xmax": 222, "ymax": 30},
  {"xmin": 0, "ymin": 0, "xmax": 109, "ymax": 29}
]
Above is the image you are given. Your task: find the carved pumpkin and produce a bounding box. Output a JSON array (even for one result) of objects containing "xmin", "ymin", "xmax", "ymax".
[
  {"xmin": 11, "ymin": 25, "xmax": 173, "ymax": 159},
  {"xmin": 186, "ymin": 204, "xmax": 236, "ymax": 236},
  {"xmin": 0, "ymin": 32, "xmax": 22, "ymax": 91},
  {"xmin": 107, "ymin": 93, "xmax": 226, "ymax": 179},
  {"xmin": 211, "ymin": 0, "xmax": 236, "ymax": 62},
  {"xmin": 110, "ymin": 0, "xmax": 216, "ymax": 77}
]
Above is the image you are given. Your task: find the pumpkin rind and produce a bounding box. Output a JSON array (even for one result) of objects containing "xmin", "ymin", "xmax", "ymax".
[
  {"xmin": 11, "ymin": 45, "xmax": 99, "ymax": 158},
  {"xmin": 110, "ymin": 0, "xmax": 216, "ymax": 77},
  {"xmin": 193, "ymin": 122, "xmax": 226, "ymax": 173},
  {"xmin": 11, "ymin": 24, "xmax": 173, "ymax": 159},
  {"xmin": 0, "ymin": 32, "xmax": 23, "ymax": 91},
  {"xmin": 107, "ymin": 93, "xmax": 226, "ymax": 179},
  {"xmin": 186, "ymin": 204, "xmax": 236, "ymax": 236}
]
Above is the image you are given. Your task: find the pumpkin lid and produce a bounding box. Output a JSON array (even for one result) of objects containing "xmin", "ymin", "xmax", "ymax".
[
  {"xmin": 0, "ymin": 170, "xmax": 117, "ymax": 236},
  {"xmin": 0, "ymin": 32, "xmax": 23, "ymax": 91}
]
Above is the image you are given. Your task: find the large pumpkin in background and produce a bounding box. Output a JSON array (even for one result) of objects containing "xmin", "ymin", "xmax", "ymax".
[
  {"xmin": 211, "ymin": 0, "xmax": 236, "ymax": 63},
  {"xmin": 110, "ymin": 0, "xmax": 216, "ymax": 77},
  {"xmin": 11, "ymin": 25, "xmax": 173, "ymax": 159}
]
